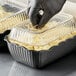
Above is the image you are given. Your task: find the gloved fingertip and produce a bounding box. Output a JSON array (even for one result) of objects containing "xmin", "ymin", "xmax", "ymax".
[
  {"xmin": 30, "ymin": 13, "xmax": 42, "ymax": 26},
  {"xmin": 39, "ymin": 13, "xmax": 51, "ymax": 27}
]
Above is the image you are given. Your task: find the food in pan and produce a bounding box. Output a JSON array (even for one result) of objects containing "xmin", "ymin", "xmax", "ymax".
[
  {"xmin": 6, "ymin": 12, "xmax": 76, "ymax": 51},
  {"xmin": 8, "ymin": 31, "xmax": 76, "ymax": 51},
  {"xmin": 7, "ymin": 22, "xmax": 76, "ymax": 51}
]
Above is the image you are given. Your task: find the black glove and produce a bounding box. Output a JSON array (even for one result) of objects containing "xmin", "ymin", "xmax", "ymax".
[{"xmin": 27, "ymin": 0, "xmax": 66, "ymax": 28}]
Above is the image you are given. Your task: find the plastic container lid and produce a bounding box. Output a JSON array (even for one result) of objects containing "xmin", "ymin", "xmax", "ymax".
[
  {"xmin": 8, "ymin": 13, "xmax": 76, "ymax": 46},
  {"xmin": 0, "ymin": 0, "xmax": 27, "ymax": 33}
]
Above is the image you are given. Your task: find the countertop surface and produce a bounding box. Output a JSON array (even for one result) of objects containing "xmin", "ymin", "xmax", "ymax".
[{"xmin": 0, "ymin": 49, "xmax": 76, "ymax": 76}]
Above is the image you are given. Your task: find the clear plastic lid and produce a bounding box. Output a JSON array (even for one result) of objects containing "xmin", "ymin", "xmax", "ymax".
[
  {"xmin": 15, "ymin": 13, "xmax": 75, "ymax": 34},
  {"xmin": 0, "ymin": 0, "xmax": 28, "ymax": 33},
  {"xmin": 8, "ymin": 13, "xmax": 76, "ymax": 46}
]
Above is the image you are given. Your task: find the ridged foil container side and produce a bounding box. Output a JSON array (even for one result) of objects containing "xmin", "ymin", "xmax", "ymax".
[{"xmin": 5, "ymin": 35, "xmax": 76, "ymax": 68}]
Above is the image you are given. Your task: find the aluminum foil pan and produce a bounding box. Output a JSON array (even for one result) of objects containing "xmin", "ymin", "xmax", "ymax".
[
  {"xmin": 4, "ymin": 13, "xmax": 76, "ymax": 68},
  {"xmin": 5, "ymin": 35, "xmax": 76, "ymax": 68}
]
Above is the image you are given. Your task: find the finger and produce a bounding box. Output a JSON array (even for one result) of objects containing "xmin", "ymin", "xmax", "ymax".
[
  {"xmin": 26, "ymin": 7, "xmax": 31, "ymax": 15},
  {"xmin": 29, "ymin": 4, "xmax": 42, "ymax": 25},
  {"xmin": 26, "ymin": 0, "xmax": 31, "ymax": 15},
  {"xmin": 39, "ymin": 11, "xmax": 53, "ymax": 27}
]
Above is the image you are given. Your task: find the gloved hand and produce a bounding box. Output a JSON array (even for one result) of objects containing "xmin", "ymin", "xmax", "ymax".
[{"xmin": 27, "ymin": 0, "xmax": 66, "ymax": 28}]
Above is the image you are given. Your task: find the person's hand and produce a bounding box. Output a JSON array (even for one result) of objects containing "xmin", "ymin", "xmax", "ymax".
[{"xmin": 27, "ymin": 0, "xmax": 66, "ymax": 28}]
